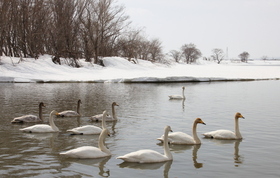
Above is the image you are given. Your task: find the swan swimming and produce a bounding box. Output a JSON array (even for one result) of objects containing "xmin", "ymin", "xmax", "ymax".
[
  {"xmin": 19, "ymin": 110, "xmax": 60, "ymax": 133},
  {"xmin": 203, "ymin": 112, "xmax": 245, "ymax": 140},
  {"xmin": 117, "ymin": 126, "xmax": 173, "ymax": 163},
  {"xmin": 157, "ymin": 118, "xmax": 206, "ymax": 144},
  {"xmin": 11, "ymin": 102, "xmax": 45, "ymax": 123},
  {"xmin": 168, "ymin": 86, "xmax": 185, "ymax": 100},
  {"xmin": 57, "ymin": 99, "xmax": 82, "ymax": 117},
  {"xmin": 89, "ymin": 102, "xmax": 119, "ymax": 122},
  {"xmin": 60, "ymin": 111, "xmax": 111, "ymax": 158}
]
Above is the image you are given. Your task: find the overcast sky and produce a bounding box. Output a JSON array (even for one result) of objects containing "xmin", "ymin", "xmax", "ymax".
[{"xmin": 117, "ymin": 0, "xmax": 280, "ymax": 59}]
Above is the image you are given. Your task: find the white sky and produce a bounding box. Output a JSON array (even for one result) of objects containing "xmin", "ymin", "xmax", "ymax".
[{"xmin": 117, "ymin": 0, "xmax": 280, "ymax": 59}]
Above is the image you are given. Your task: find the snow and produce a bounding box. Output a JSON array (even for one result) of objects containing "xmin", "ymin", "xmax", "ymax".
[{"xmin": 1, "ymin": 55, "xmax": 280, "ymax": 83}]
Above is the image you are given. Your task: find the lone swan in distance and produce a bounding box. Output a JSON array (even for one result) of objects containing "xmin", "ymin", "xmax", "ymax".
[
  {"xmin": 168, "ymin": 86, "xmax": 185, "ymax": 100},
  {"xmin": 89, "ymin": 102, "xmax": 119, "ymax": 122},
  {"xmin": 11, "ymin": 102, "xmax": 45, "ymax": 123},
  {"xmin": 157, "ymin": 118, "xmax": 206, "ymax": 145},
  {"xmin": 117, "ymin": 126, "xmax": 173, "ymax": 163},
  {"xmin": 60, "ymin": 111, "xmax": 111, "ymax": 158},
  {"xmin": 57, "ymin": 99, "xmax": 82, "ymax": 117},
  {"xmin": 203, "ymin": 112, "xmax": 245, "ymax": 140},
  {"xmin": 19, "ymin": 110, "xmax": 60, "ymax": 133}
]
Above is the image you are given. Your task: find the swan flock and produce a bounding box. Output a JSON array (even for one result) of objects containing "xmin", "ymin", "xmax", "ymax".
[{"xmin": 13, "ymin": 92, "xmax": 245, "ymax": 165}]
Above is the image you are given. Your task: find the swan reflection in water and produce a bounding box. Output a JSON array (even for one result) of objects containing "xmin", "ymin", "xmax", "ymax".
[
  {"xmin": 118, "ymin": 160, "xmax": 173, "ymax": 178},
  {"xmin": 64, "ymin": 156, "xmax": 111, "ymax": 177},
  {"xmin": 157, "ymin": 143, "xmax": 203, "ymax": 169},
  {"xmin": 204, "ymin": 138, "xmax": 244, "ymax": 166}
]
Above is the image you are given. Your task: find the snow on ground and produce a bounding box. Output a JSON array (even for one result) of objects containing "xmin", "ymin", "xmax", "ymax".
[{"xmin": 1, "ymin": 55, "xmax": 280, "ymax": 83}]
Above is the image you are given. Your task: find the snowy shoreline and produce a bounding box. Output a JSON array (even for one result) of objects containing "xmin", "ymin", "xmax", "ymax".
[{"xmin": 1, "ymin": 55, "xmax": 280, "ymax": 83}]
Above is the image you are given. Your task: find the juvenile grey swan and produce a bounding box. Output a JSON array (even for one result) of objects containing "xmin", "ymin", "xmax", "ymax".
[
  {"xmin": 89, "ymin": 102, "xmax": 119, "ymax": 122},
  {"xmin": 11, "ymin": 102, "xmax": 45, "ymax": 123},
  {"xmin": 57, "ymin": 99, "xmax": 82, "ymax": 117}
]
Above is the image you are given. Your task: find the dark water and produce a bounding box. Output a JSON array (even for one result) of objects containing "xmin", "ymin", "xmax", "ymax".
[{"xmin": 0, "ymin": 81, "xmax": 280, "ymax": 177}]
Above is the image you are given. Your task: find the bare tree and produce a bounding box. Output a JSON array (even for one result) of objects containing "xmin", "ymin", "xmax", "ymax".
[
  {"xmin": 212, "ymin": 48, "xmax": 224, "ymax": 64},
  {"xmin": 238, "ymin": 51, "xmax": 250, "ymax": 63},
  {"xmin": 261, "ymin": 55, "xmax": 268, "ymax": 62},
  {"xmin": 169, "ymin": 50, "xmax": 182, "ymax": 63},
  {"xmin": 181, "ymin": 43, "xmax": 202, "ymax": 64}
]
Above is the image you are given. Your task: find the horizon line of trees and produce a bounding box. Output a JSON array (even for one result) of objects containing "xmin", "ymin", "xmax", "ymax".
[{"xmin": 0, "ymin": 0, "xmax": 163, "ymax": 67}]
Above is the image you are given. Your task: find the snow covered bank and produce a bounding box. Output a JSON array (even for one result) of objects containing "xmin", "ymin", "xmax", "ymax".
[{"xmin": 1, "ymin": 55, "xmax": 280, "ymax": 83}]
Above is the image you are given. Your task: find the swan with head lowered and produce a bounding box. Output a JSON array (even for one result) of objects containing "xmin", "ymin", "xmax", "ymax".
[
  {"xmin": 117, "ymin": 126, "xmax": 173, "ymax": 163},
  {"xmin": 11, "ymin": 102, "xmax": 45, "ymax": 123},
  {"xmin": 89, "ymin": 102, "xmax": 119, "ymax": 122},
  {"xmin": 203, "ymin": 112, "xmax": 245, "ymax": 140},
  {"xmin": 168, "ymin": 86, "xmax": 185, "ymax": 100},
  {"xmin": 60, "ymin": 111, "xmax": 111, "ymax": 158},
  {"xmin": 157, "ymin": 118, "xmax": 206, "ymax": 145},
  {"xmin": 19, "ymin": 110, "xmax": 60, "ymax": 133},
  {"xmin": 57, "ymin": 99, "xmax": 82, "ymax": 117}
]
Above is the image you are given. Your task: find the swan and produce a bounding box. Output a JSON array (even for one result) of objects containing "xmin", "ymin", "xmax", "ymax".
[
  {"xmin": 11, "ymin": 102, "xmax": 45, "ymax": 123},
  {"xmin": 66, "ymin": 110, "xmax": 108, "ymax": 135},
  {"xmin": 19, "ymin": 110, "xmax": 60, "ymax": 133},
  {"xmin": 203, "ymin": 112, "xmax": 245, "ymax": 140},
  {"xmin": 57, "ymin": 99, "xmax": 82, "ymax": 117},
  {"xmin": 89, "ymin": 102, "xmax": 119, "ymax": 122},
  {"xmin": 168, "ymin": 86, "xmax": 185, "ymax": 99},
  {"xmin": 60, "ymin": 111, "xmax": 111, "ymax": 158},
  {"xmin": 117, "ymin": 126, "xmax": 173, "ymax": 163},
  {"xmin": 157, "ymin": 118, "xmax": 206, "ymax": 145}
]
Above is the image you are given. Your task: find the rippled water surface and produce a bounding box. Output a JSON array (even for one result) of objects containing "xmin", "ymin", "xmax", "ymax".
[{"xmin": 0, "ymin": 81, "xmax": 280, "ymax": 177}]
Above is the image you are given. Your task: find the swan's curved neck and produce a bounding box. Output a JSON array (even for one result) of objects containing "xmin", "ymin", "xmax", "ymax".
[
  {"xmin": 39, "ymin": 105, "xmax": 43, "ymax": 121},
  {"xmin": 192, "ymin": 122, "xmax": 201, "ymax": 144},
  {"xmin": 49, "ymin": 114, "xmax": 59, "ymax": 131},
  {"xmin": 77, "ymin": 101, "xmax": 81, "ymax": 114},
  {"xmin": 234, "ymin": 117, "xmax": 242, "ymax": 139},
  {"xmin": 112, "ymin": 104, "xmax": 117, "ymax": 120},
  {"xmin": 98, "ymin": 129, "xmax": 110, "ymax": 155},
  {"xmin": 163, "ymin": 128, "xmax": 172, "ymax": 160},
  {"xmin": 182, "ymin": 89, "xmax": 185, "ymax": 99}
]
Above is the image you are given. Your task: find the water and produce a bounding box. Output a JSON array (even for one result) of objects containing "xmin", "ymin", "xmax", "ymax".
[{"xmin": 0, "ymin": 81, "xmax": 280, "ymax": 177}]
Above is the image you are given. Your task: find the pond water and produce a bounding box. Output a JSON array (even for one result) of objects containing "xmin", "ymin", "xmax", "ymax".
[{"xmin": 0, "ymin": 81, "xmax": 280, "ymax": 178}]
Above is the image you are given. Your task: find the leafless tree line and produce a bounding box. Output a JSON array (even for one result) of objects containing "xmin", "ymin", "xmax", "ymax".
[{"xmin": 0, "ymin": 0, "xmax": 163, "ymax": 67}]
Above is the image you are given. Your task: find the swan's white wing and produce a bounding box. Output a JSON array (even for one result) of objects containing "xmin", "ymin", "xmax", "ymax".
[
  {"xmin": 60, "ymin": 146, "xmax": 108, "ymax": 158},
  {"xmin": 168, "ymin": 132, "xmax": 195, "ymax": 144},
  {"xmin": 117, "ymin": 149, "xmax": 168, "ymax": 163},
  {"xmin": 168, "ymin": 95, "xmax": 183, "ymax": 99},
  {"xmin": 11, "ymin": 115, "xmax": 41, "ymax": 123},
  {"xmin": 67, "ymin": 125, "xmax": 102, "ymax": 134},
  {"xmin": 90, "ymin": 114, "xmax": 113, "ymax": 122},
  {"xmin": 203, "ymin": 129, "xmax": 236, "ymax": 139},
  {"xmin": 20, "ymin": 124, "xmax": 55, "ymax": 133},
  {"xmin": 58, "ymin": 110, "xmax": 79, "ymax": 117}
]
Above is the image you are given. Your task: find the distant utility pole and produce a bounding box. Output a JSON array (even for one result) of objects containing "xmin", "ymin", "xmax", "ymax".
[{"xmin": 226, "ymin": 47, "xmax": 228, "ymax": 60}]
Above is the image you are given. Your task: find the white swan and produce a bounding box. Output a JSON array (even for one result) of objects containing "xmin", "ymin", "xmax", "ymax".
[
  {"xmin": 168, "ymin": 86, "xmax": 185, "ymax": 99},
  {"xmin": 11, "ymin": 102, "xmax": 45, "ymax": 123},
  {"xmin": 203, "ymin": 112, "xmax": 245, "ymax": 140},
  {"xmin": 89, "ymin": 102, "xmax": 119, "ymax": 122},
  {"xmin": 20, "ymin": 110, "xmax": 60, "ymax": 133},
  {"xmin": 60, "ymin": 111, "xmax": 111, "ymax": 158},
  {"xmin": 157, "ymin": 118, "xmax": 206, "ymax": 145},
  {"xmin": 57, "ymin": 99, "xmax": 82, "ymax": 117},
  {"xmin": 117, "ymin": 126, "xmax": 173, "ymax": 163},
  {"xmin": 66, "ymin": 110, "xmax": 108, "ymax": 135}
]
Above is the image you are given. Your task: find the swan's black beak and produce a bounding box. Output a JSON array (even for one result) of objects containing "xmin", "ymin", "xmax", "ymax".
[
  {"xmin": 170, "ymin": 129, "xmax": 173, "ymax": 132},
  {"xmin": 202, "ymin": 123, "xmax": 206, "ymax": 125}
]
